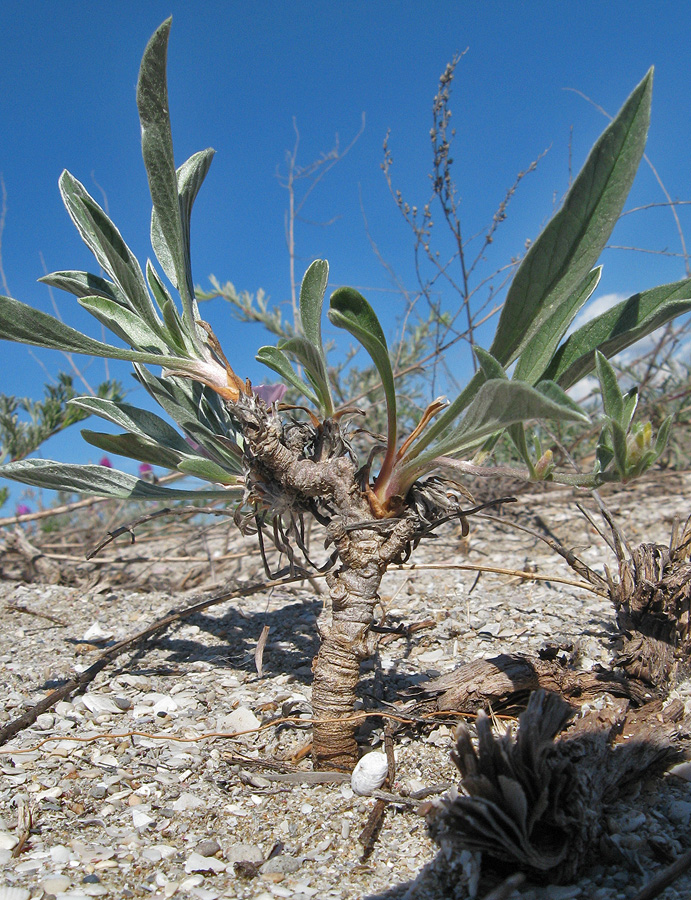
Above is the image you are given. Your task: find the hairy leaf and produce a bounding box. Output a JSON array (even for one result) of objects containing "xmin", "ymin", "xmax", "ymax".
[
  {"xmin": 77, "ymin": 296, "xmax": 168, "ymax": 352},
  {"xmin": 137, "ymin": 17, "xmax": 200, "ymax": 338},
  {"xmin": 80, "ymin": 429, "xmax": 185, "ymax": 470},
  {"xmin": 0, "ymin": 295, "xmax": 204, "ymax": 373},
  {"xmin": 595, "ymin": 351, "xmax": 624, "ymax": 423},
  {"xmin": 279, "ymin": 335, "xmax": 332, "ymax": 414},
  {"xmin": 543, "ymin": 281, "xmax": 691, "ymax": 388},
  {"xmin": 299, "ymin": 259, "xmax": 329, "ymax": 348},
  {"xmin": 490, "ymin": 70, "xmax": 652, "ymax": 367},
  {"xmin": 256, "ymin": 345, "xmax": 319, "ymax": 406},
  {"xmin": 0, "ymin": 458, "xmax": 231, "ymax": 499},
  {"xmin": 59, "ymin": 172, "xmax": 161, "ymax": 331},
  {"xmin": 415, "ymin": 379, "xmax": 589, "ymax": 465},
  {"xmin": 328, "ymin": 286, "xmax": 397, "ymax": 477},
  {"xmin": 514, "ymin": 267, "xmax": 602, "ymax": 384},
  {"xmin": 69, "ymin": 397, "xmax": 192, "ymax": 453},
  {"xmin": 39, "ymin": 270, "xmax": 127, "ymax": 307}
]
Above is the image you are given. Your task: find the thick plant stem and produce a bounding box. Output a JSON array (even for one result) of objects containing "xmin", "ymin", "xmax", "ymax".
[
  {"xmin": 311, "ymin": 517, "xmax": 416, "ymax": 770},
  {"xmin": 311, "ymin": 558, "xmax": 382, "ymax": 770},
  {"xmin": 311, "ymin": 628, "xmax": 368, "ymax": 770}
]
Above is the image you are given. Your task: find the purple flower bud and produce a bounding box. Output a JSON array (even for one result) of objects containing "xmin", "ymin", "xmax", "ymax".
[
  {"xmin": 15, "ymin": 504, "xmax": 31, "ymax": 517},
  {"xmin": 99, "ymin": 456, "xmax": 113, "ymax": 468},
  {"xmin": 138, "ymin": 463, "xmax": 153, "ymax": 475},
  {"xmin": 253, "ymin": 383, "xmax": 287, "ymax": 404}
]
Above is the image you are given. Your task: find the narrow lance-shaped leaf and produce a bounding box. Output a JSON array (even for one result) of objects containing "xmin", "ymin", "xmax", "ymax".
[
  {"xmin": 295, "ymin": 259, "xmax": 333, "ymax": 415},
  {"xmin": 39, "ymin": 270, "xmax": 127, "ymax": 307},
  {"xmin": 256, "ymin": 346, "xmax": 319, "ymax": 406},
  {"xmin": 328, "ymin": 287, "xmax": 397, "ymax": 485},
  {"xmin": 69, "ymin": 397, "xmax": 193, "ymax": 454},
  {"xmin": 151, "ymin": 149, "xmax": 215, "ymax": 320},
  {"xmin": 278, "ymin": 336, "xmax": 332, "ymax": 415},
  {"xmin": 137, "ymin": 17, "xmax": 200, "ymax": 343},
  {"xmin": 415, "ymin": 379, "xmax": 589, "ymax": 466},
  {"xmin": 299, "ymin": 259, "xmax": 329, "ymax": 350},
  {"xmin": 514, "ymin": 267, "xmax": 602, "ymax": 384},
  {"xmin": 490, "ymin": 68, "xmax": 653, "ymax": 367},
  {"xmin": 542, "ymin": 280, "xmax": 691, "ymax": 388},
  {"xmin": 0, "ymin": 295, "xmax": 221, "ymax": 381},
  {"xmin": 0, "ymin": 459, "xmax": 235, "ymax": 500},
  {"xmin": 80, "ymin": 430, "xmax": 187, "ymax": 471},
  {"xmin": 146, "ymin": 261, "xmax": 192, "ymax": 355},
  {"xmin": 77, "ymin": 296, "xmax": 169, "ymax": 353},
  {"xmin": 595, "ymin": 350, "xmax": 624, "ymax": 423},
  {"xmin": 58, "ymin": 172, "xmax": 162, "ymax": 333}
]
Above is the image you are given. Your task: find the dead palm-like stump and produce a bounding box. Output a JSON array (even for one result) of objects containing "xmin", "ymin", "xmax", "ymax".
[
  {"xmin": 610, "ymin": 518, "xmax": 691, "ymax": 687},
  {"xmin": 426, "ymin": 690, "xmax": 679, "ymax": 886}
]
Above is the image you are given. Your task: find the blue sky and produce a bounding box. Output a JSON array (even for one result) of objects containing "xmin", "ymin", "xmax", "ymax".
[{"xmin": 2, "ymin": 1, "xmax": 691, "ymax": 505}]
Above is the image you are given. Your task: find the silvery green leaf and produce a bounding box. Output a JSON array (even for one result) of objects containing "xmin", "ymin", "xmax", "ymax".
[
  {"xmin": 133, "ymin": 364, "xmax": 244, "ymax": 472},
  {"xmin": 146, "ymin": 261, "xmax": 190, "ymax": 355},
  {"xmin": 543, "ymin": 282, "xmax": 691, "ymax": 388},
  {"xmin": 69, "ymin": 397, "xmax": 191, "ymax": 453},
  {"xmin": 299, "ymin": 259, "xmax": 329, "ymax": 348},
  {"xmin": 328, "ymin": 286, "xmax": 397, "ymax": 475},
  {"xmin": 137, "ymin": 18, "xmax": 200, "ymax": 338},
  {"xmin": 609, "ymin": 419, "xmax": 629, "ymax": 477},
  {"xmin": 0, "ymin": 295, "xmax": 208, "ymax": 373},
  {"xmin": 39, "ymin": 270, "xmax": 127, "ymax": 307},
  {"xmin": 279, "ymin": 335, "xmax": 333, "ymax": 414},
  {"xmin": 490, "ymin": 70, "xmax": 652, "ymax": 367},
  {"xmin": 399, "ymin": 369, "xmax": 485, "ymax": 463},
  {"xmin": 514, "ymin": 267, "xmax": 602, "ymax": 384},
  {"xmin": 474, "ymin": 347, "xmax": 507, "ymax": 381},
  {"xmin": 77, "ymin": 295, "xmax": 168, "ymax": 352},
  {"xmin": 176, "ymin": 457, "xmax": 238, "ymax": 484},
  {"xmin": 256, "ymin": 345, "xmax": 319, "ymax": 406},
  {"xmin": 59, "ymin": 171, "xmax": 161, "ymax": 331},
  {"xmin": 150, "ymin": 148, "xmax": 214, "ymax": 318},
  {"xmin": 412, "ymin": 379, "xmax": 589, "ymax": 467},
  {"xmin": 534, "ymin": 380, "xmax": 588, "ymax": 418},
  {"xmin": 594, "ymin": 350, "xmax": 624, "ymax": 423},
  {"xmin": 80, "ymin": 429, "xmax": 185, "ymax": 470},
  {"xmin": 0, "ymin": 459, "xmax": 231, "ymax": 499}
]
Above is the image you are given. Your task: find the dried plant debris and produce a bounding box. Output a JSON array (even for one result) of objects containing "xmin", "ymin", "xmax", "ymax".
[
  {"xmin": 426, "ymin": 690, "xmax": 679, "ymax": 887},
  {"xmin": 611, "ymin": 517, "xmax": 691, "ymax": 688}
]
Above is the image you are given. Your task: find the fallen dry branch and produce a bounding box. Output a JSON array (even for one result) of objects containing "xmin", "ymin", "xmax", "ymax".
[
  {"xmin": 413, "ymin": 652, "xmax": 652, "ymax": 715},
  {"xmin": 630, "ymin": 846, "xmax": 691, "ymax": 900}
]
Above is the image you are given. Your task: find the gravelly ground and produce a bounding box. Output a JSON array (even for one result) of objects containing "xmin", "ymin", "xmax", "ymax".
[{"xmin": 1, "ymin": 471, "xmax": 691, "ymax": 900}]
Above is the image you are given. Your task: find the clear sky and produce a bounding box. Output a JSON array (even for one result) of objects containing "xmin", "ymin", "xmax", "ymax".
[{"xmin": 2, "ymin": 1, "xmax": 691, "ymax": 505}]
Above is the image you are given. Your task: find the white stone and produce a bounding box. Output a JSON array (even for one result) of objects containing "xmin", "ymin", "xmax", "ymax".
[
  {"xmin": 185, "ymin": 851, "xmax": 227, "ymax": 873},
  {"xmin": 42, "ymin": 877, "xmax": 73, "ymax": 894},
  {"xmin": 221, "ymin": 706, "xmax": 261, "ymax": 733},
  {"xmin": 669, "ymin": 761, "xmax": 691, "ymax": 781},
  {"xmin": 82, "ymin": 694, "xmax": 123, "ymax": 716},
  {"xmin": 0, "ymin": 833, "xmax": 17, "ymax": 851},
  {"xmin": 132, "ymin": 808, "xmax": 156, "ymax": 829},
  {"xmin": 351, "ymin": 752, "xmax": 388, "ymax": 796},
  {"xmin": 171, "ymin": 791, "xmax": 205, "ymax": 811},
  {"xmin": 82, "ymin": 622, "xmax": 113, "ymax": 642}
]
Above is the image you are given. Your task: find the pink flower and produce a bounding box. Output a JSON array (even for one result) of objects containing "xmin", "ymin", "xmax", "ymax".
[
  {"xmin": 253, "ymin": 383, "xmax": 288, "ymax": 404},
  {"xmin": 138, "ymin": 463, "xmax": 153, "ymax": 475},
  {"xmin": 99, "ymin": 456, "xmax": 113, "ymax": 468},
  {"xmin": 15, "ymin": 504, "xmax": 31, "ymax": 517}
]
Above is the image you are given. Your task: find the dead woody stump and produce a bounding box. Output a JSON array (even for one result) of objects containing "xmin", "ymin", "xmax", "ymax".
[
  {"xmin": 611, "ymin": 533, "xmax": 691, "ymax": 688},
  {"xmin": 425, "ymin": 690, "xmax": 681, "ymax": 887}
]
